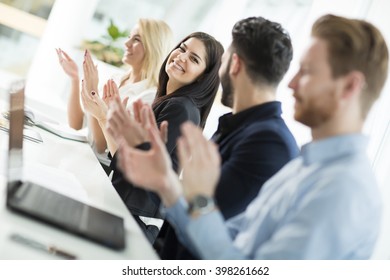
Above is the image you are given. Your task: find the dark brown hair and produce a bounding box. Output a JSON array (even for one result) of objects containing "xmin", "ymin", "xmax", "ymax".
[
  {"xmin": 231, "ymin": 16, "xmax": 293, "ymax": 87},
  {"xmin": 152, "ymin": 32, "xmax": 224, "ymax": 128}
]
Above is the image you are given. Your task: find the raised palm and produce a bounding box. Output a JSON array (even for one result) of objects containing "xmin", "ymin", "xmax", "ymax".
[
  {"xmin": 106, "ymin": 95, "xmax": 147, "ymax": 147},
  {"xmin": 117, "ymin": 128, "xmax": 174, "ymax": 192},
  {"xmin": 178, "ymin": 122, "xmax": 221, "ymax": 201},
  {"xmin": 56, "ymin": 48, "xmax": 79, "ymax": 80},
  {"xmin": 80, "ymin": 79, "xmax": 108, "ymax": 122},
  {"xmin": 83, "ymin": 49, "xmax": 99, "ymax": 94}
]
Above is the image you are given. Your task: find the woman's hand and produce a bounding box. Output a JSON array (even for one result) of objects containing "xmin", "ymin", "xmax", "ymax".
[
  {"xmin": 83, "ymin": 49, "xmax": 99, "ymax": 94},
  {"xmin": 102, "ymin": 79, "xmax": 128, "ymax": 107},
  {"xmin": 56, "ymin": 48, "xmax": 79, "ymax": 80},
  {"xmin": 106, "ymin": 95, "xmax": 147, "ymax": 147},
  {"xmin": 80, "ymin": 79, "xmax": 108, "ymax": 123},
  {"xmin": 133, "ymin": 99, "xmax": 168, "ymax": 144},
  {"xmin": 116, "ymin": 127, "xmax": 182, "ymax": 207}
]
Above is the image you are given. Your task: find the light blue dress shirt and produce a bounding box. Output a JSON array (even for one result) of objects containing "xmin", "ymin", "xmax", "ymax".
[{"xmin": 165, "ymin": 134, "xmax": 382, "ymax": 259}]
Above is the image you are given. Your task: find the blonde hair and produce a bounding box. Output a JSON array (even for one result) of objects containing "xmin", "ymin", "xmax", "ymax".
[{"xmin": 138, "ymin": 18, "xmax": 174, "ymax": 88}]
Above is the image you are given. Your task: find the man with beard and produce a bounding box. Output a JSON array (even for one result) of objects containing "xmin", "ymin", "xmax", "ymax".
[
  {"xmin": 154, "ymin": 17, "xmax": 299, "ymax": 259},
  {"xmin": 117, "ymin": 14, "xmax": 388, "ymax": 259}
]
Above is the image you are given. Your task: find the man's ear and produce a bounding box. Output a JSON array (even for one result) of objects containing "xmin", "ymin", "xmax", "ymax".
[
  {"xmin": 342, "ymin": 71, "xmax": 366, "ymax": 100},
  {"xmin": 230, "ymin": 53, "xmax": 241, "ymax": 75}
]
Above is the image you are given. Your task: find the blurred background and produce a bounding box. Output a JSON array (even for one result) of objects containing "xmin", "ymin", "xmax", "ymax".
[{"xmin": 0, "ymin": 0, "xmax": 389, "ymax": 259}]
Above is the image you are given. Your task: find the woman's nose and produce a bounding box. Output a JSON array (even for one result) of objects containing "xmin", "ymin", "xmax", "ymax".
[
  {"xmin": 177, "ymin": 52, "xmax": 187, "ymax": 62},
  {"xmin": 125, "ymin": 38, "xmax": 132, "ymax": 47}
]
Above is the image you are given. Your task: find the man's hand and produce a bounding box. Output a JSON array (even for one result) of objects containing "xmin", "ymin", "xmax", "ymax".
[{"xmin": 178, "ymin": 122, "xmax": 221, "ymax": 202}]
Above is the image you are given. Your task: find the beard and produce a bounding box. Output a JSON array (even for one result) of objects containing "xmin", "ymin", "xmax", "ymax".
[
  {"xmin": 294, "ymin": 91, "xmax": 338, "ymax": 128},
  {"xmin": 295, "ymin": 106, "xmax": 334, "ymax": 128},
  {"xmin": 220, "ymin": 59, "xmax": 234, "ymax": 108}
]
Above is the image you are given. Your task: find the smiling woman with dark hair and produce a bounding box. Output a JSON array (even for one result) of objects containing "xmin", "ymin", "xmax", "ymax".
[
  {"xmin": 81, "ymin": 31, "xmax": 224, "ymax": 242},
  {"xmin": 150, "ymin": 32, "xmax": 224, "ymax": 170},
  {"xmin": 153, "ymin": 32, "xmax": 224, "ymax": 129}
]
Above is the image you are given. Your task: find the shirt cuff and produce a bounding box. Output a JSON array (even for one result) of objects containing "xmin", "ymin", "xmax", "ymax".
[
  {"xmin": 186, "ymin": 210, "xmax": 241, "ymax": 259},
  {"xmin": 165, "ymin": 196, "xmax": 243, "ymax": 259},
  {"xmin": 165, "ymin": 196, "xmax": 190, "ymax": 229}
]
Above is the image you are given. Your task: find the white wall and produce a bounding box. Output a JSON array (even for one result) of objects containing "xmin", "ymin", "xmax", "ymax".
[
  {"xmin": 25, "ymin": 0, "xmax": 99, "ymax": 124},
  {"xmin": 363, "ymin": 0, "xmax": 390, "ymax": 260}
]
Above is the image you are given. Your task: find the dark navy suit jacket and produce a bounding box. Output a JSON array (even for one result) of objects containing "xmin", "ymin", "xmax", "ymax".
[{"xmin": 213, "ymin": 101, "xmax": 299, "ymax": 219}]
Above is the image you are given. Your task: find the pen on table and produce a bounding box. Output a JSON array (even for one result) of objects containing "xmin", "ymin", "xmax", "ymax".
[{"xmin": 9, "ymin": 233, "xmax": 77, "ymax": 260}]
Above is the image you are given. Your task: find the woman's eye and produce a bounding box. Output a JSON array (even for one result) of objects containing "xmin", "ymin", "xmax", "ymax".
[
  {"xmin": 179, "ymin": 46, "xmax": 185, "ymax": 52},
  {"xmin": 190, "ymin": 56, "xmax": 199, "ymax": 64}
]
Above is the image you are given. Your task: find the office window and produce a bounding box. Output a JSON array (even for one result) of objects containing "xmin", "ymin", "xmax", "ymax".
[{"xmin": 0, "ymin": 0, "xmax": 54, "ymax": 82}]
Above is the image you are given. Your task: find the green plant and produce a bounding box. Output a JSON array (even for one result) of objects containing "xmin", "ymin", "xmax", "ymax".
[{"xmin": 82, "ymin": 19, "xmax": 128, "ymax": 67}]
